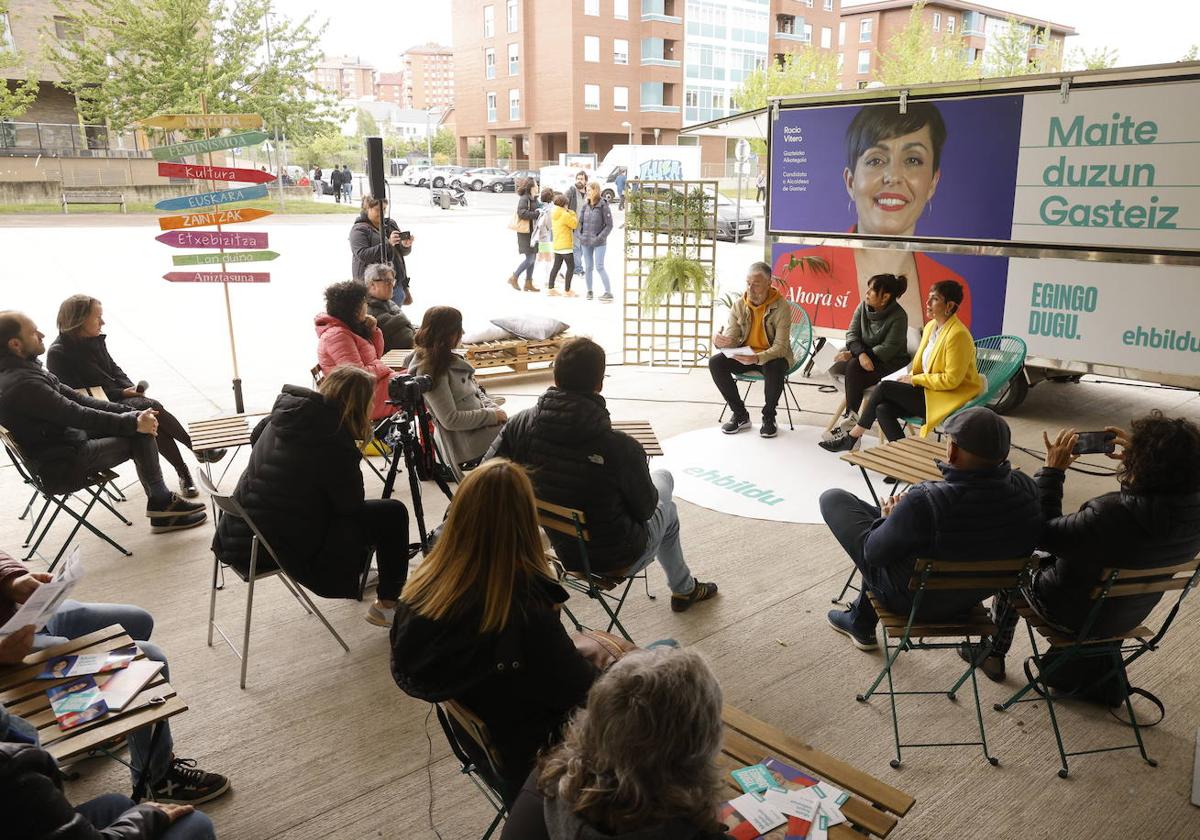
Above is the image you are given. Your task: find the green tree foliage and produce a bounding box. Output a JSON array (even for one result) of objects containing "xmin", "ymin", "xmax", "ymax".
[
  {"xmin": 984, "ymin": 16, "xmax": 1062, "ymax": 77},
  {"xmin": 875, "ymin": 2, "xmax": 975, "ymax": 86},
  {"xmin": 733, "ymin": 47, "xmax": 839, "ymax": 112},
  {"xmin": 0, "ymin": 1, "xmax": 39, "ymax": 118},
  {"xmin": 1067, "ymin": 45, "xmax": 1120, "ymax": 70},
  {"xmin": 1183, "ymin": 45, "xmax": 1198, "ymax": 61},
  {"xmin": 45, "ymin": 0, "xmax": 340, "ymax": 139},
  {"xmin": 355, "ymin": 107, "xmax": 379, "ymax": 137}
]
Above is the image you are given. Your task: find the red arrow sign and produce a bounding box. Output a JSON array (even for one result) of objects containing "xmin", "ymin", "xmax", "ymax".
[
  {"xmin": 157, "ymin": 162, "xmax": 277, "ymax": 183},
  {"xmin": 156, "ymin": 230, "xmax": 269, "ymax": 249},
  {"xmin": 163, "ymin": 271, "xmax": 271, "ymax": 283}
]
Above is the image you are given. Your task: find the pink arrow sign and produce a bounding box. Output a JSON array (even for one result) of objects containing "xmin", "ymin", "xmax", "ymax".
[
  {"xmin": 163, "ymin": 271, "xmax": 270, "ymax": 284},
  {"xmin": 157, "ymin": 162, "xmax": 277, "ymax": 183},
  {"xmin": 156, "ymin": 230, "xmax": 269, "ymax": 249}
]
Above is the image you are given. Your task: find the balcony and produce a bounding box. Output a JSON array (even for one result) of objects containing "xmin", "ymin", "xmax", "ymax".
[
  {"xmin": 641, "ymin": 57, "xmax": 681, "ymax": 67},
  {"xmin": 0, "ymin": 121, "xmax": 149, "ymax": 158},
  {"xmin": 641, "ymin": 0, "xmax": 681, "ymax": 24},
  {"xmin": 640, "ymin": 104, "xmax": 681, "ymax": 113},
  {"xmin": 774, "ymin": 30, "xmax": 812, "ymax": 43}
]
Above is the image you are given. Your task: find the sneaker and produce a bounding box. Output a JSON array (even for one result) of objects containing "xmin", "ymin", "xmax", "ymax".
[
  {"xmin": 148, "ymin": 758, "xmax": 230, "ymax": 805},
  {"xmin": 365, "ymin": 601, "xmax": 395, "ymax": 627},
  {"xmin": 547, "ymin": 288, "xmax": 561, "ymax": 296},
  {"xmin": 671, "ymin": 580, "xmax": 719, "ymax": 613},
  {"xmin": 599, "ymin": 293, "xmax": 614, "ymax": 302},
  {"xmin": 721, "ymin": 414, "xmax": 750, "ymax": 434},
  {"xmin": 563, "ymin": 290, "xmax": 578, "ymax": 298},
  {"xmin": 146, "ymin": 493, "xmax": 205, "ymax": 518},
  {"xmin": 586, "ymin": 291, "xmax": 594, "ymax": 300},
  {"xmin": 178, "ymin": 472, "xmax": 199, "ymax": 499},
  {"xmin": 957, "ymin": 641, "xmax": 1006, "ymax": 682},
  {"xmin": 821, "ymin": 426, "xmax": 847, "ymax": 445},
  {"xmin": 760, "ymin": 418, "xmax": 777, "ymax": 438},
  {"xmin": 150, "ymin": 510, "xmax": 207, "ymax": 534},
  {"xmin": 194, "ymin": 447, "xmax": 227, "ymax": 464},
  {"xmin": 819, "ymin": 434, "xmax": 858, "ymax": 453},
  {"xmin": 837, "ymin": 411, "xmax": 860, "ymax": 435},
  {"xmin": 826, "ymin": 609, "xmax": 878, "ymax": 651}
]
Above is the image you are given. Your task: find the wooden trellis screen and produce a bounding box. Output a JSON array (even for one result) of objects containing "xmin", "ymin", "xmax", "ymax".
[{"xmin": 622, "ymin": 179, "xmax": 718, "ymax": 367}]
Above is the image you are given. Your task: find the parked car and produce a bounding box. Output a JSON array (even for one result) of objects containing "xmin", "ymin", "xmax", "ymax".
[
  {"xmin": 427, "ymin": 166, "xmax": 470, "ymax": 188},
  {"xmin": 403, "ymin": 166, "xmax": 431, "ymax": 187},
  {"xmin": 628, "ymin": 184, "xmax": 754, "ymax": 242},
  {"xmin": 457, "ymin": 167, "xmax": 509, "ymax": 190},
  {"xmin": 484, "ymin": 168, "xmax": 540, "ymax": 193}
]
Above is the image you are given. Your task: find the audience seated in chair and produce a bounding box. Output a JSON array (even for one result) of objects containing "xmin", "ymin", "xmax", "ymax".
[
  {"xmin": 487, "ymin": 337, "xmax": 718, "ymax": 613},
  {"xmin": 363, "ymin": 263, "xmax": 415, "ymax": 352},
  {"xmin": 822, "ymin": 279, "xmax": 980, "ymax": 451},
  {"xmin": 501, "ymin": 647, "xmax": 733, "ymax": 840},
  {"xmin": 0, "ymin": 311, "xmax": 207, "ymax": 533},
  {"xmin": 212, "ymin": 366, "xmax": 411, "ymax": 627},
  {"xmin": 821, "ymin": 407, "xmax": 1042, "ymax": 650},
  {"xmin": 709, "ymin": 261, "xmax": 795, "ymax": 439},
  {"xmin": 314, "ymin": 281, "xmax": 396, "ymax": 420},
  {"xmin": 964, "ymin": 411, "xmax": 1200, "ymax": 686},
  {"xmin": 0, "ymin": 550, "xmax": 230, "ymax": 809},
  {"xmin": 390, "ymin": 459, "xmax": 599, "ymax": 805},
  {"xmin": 405, "ymin": 306, "xmax": 506, "ymax": 474}
]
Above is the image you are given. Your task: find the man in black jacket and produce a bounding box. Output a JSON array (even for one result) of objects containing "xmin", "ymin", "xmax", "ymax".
[
  {"xmin": 349, "ymin": 195, "xmax": 414, "ymax": 310},
  {"xmin": 0, "ymin": 312, "xmax": 205, "ymax": 532},
  {"xmin": 487, "ymin": 337, "xmax": 718, "ymax": 612},
  {"xmin": 363, "ymin": 263, "xmax": 414, "ymax": 351},
  {"xmin": 821, "ymin": 407, "xmax": 1042, "ymax": 651},
  {"xmin": 329, "ymin": 164, "xmax": 343, "ymax": 202}
]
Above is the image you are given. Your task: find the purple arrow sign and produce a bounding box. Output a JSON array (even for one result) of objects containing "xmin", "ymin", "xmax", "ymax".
[{"xmin": 155, "ymin": 230, "xmax": 269, "ymax": 249}]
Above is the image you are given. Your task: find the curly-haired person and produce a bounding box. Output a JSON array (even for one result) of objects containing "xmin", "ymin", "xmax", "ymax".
[{"xmin": 314, "ymin": 280, "xmax": 395, "ymax": 419}]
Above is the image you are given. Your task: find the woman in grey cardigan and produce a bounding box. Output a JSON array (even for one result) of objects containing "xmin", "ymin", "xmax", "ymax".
[
  {"xmin": 822, "ymin": 274, "xmax": 910, "ymax": 448},
  {"xmin": 406, "ymin": 307, "xmax": 507, "ymax": 475}
]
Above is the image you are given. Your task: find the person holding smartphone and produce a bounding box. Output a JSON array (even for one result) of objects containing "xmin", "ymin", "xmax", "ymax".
[
  {"xmin": 350, "ymin": 195, "xmax": 414, "ymax": 308},
  {"xmin": 963, "ymin": 411, "xmax": 1200, "ymax": 691}
]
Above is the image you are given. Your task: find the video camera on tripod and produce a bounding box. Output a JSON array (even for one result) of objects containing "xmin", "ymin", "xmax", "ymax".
[{"xmin": 387, "ymin": 372, "xmax": 433, "ymax": 411}]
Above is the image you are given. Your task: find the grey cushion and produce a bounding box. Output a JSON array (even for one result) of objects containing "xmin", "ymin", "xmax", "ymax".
[
  {"xmin": 462, "ymin": 324, "xmax": 514, "ymax": 344},
  {"xmin": 489, "ymin": 315, "xmax": 569, "ymax": 341}
]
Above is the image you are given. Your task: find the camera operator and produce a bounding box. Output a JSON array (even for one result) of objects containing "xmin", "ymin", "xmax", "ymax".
[{"xmin": 350, "ymin": 195, "xmax": 414, "ymax": 309}]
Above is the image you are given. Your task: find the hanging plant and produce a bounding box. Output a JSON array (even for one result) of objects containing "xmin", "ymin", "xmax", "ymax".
[{"xmin": 642, "ymin": 252, "xmax": 712, "ymax": 312}]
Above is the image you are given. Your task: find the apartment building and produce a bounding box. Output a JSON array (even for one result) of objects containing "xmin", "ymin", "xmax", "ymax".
[
  {"xmin": 402, "ymin": 43, "xmax": 455, "ymax": 111},
  {"xmin": 839, "ymin": 0, "xmax": 1075, "ymax": 90},
  {"xmin": 312, "ymin": 55, "xmax": 377, "ymax": 100},
  {"xmin": 1, "ymin": 0, "xmax": 88, "ymax": 124},
  {"xmin": 375, "ymin": 71, "xmax": 407, "ymax": 106}
]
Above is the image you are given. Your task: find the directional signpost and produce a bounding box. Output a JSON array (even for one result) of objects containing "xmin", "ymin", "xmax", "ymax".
[
  {"xmin": 156, "ymin": 230, "xmax": 269, "ymax": 249},
  {"xmin": 163, "ymin": 271, "xmax": 271, "ymax": 283},
  {"xmin": 154, "ymin": 184, "xmax": 270, "ymax": 212},
  {"xmin": 150, "ymin": 130, "xmax": 269, "ymax": 161},
  {"xmin": 171, "ymin": 250, "xmax": 278, "ymax": 266},
  {"xmin": 158, "ymin": 207, "xmax": 272, "ymax": 231},
  {"xmin": 139, "ymin": 113, "xmax": 263, "ymax": 131},
  {"xmin": 157, "ymin": 162, "xmax": 276, "ymax": 183}
]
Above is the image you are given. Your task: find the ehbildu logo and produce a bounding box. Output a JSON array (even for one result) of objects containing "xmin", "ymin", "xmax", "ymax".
[{"xmin": 683, "ymin": 467, "xmax": 786, "ymax": 506}]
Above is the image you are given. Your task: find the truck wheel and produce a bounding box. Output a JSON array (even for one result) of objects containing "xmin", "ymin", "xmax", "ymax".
[
  {"xmin": 989, "ymin": 367, "xmax": 1029, "ymax": 415},
  {"xmin": 602, "ymin": 190, "xmax": 616, "ymax": 203}
]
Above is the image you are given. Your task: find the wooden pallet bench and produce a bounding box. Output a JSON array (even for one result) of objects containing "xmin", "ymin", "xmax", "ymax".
[{"xmin": 462, "ymin": 334, "xmax": 568, "ymax": 377}]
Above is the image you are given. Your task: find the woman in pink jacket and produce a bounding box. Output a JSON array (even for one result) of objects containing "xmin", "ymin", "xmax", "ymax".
[{"xmin": 315, "ymin": 280, "xmax": 396, "ymax": 419}]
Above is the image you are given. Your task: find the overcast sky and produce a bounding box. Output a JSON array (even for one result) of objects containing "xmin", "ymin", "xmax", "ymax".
[{"xmin": 278, "ymin": 0, "xmax": 1198, "ymax": 72}]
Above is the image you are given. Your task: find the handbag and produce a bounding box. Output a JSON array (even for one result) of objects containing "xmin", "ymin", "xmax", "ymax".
[
  {"xmin": 571, "ymin": 629, "xmax": 637, "ymax": 672},
  {"xmin": 509, "ymin": 211, "xmax": 531, "ymax": 234}
]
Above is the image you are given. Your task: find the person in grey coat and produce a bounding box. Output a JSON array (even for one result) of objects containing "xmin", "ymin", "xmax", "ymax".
[
  {"xmin": 405, "ymin": 306, "xmax": 506, "ymax": 475},
  {"xmin": 577, "ymin": 182, "xmax": 614, "ymax": 301}
]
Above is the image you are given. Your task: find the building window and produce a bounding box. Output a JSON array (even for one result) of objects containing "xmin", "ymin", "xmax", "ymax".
[
  {"xmin": 584, "ymin": 0, "xmax": 599, "ymax": 15},
  {"xmin": 821, "ymin": 26, "xmax": 831, "ymax": 49},
  {"xmin": 508, "ymin": 43, "xmax": 519, "ymax": 75},
  {"xmin": 486, "ymin": 91, "xmax": 497, "ymax": 122},
  {"xmin": 1, "ymin": 13, "xmax": 13, "ymax": 50},
  {"xmin": 859, "ymin": 19, "xmax": 872, "ymax": 42},
  {"xmin": 615, "ymin": 0, "xmax": 629, "ymax": 19},
  {"xmin": 509, "ymin": 89, "xmax": 520, "ymax": 120},
  {"xmin": 485, "ymin": 48, "xmax": 496, "ymax": 79},
  {"xmin": 933, "ymin": 12, "xmax": 941, "ymax": 32},
  {"xmin": 614, "ymin": 85, "xmax": 629, "ymax": 111},
  {"xmin": 614, "ymin": 38, "xmax": 629, "ymax": 64},
  {"xmin": 824, "ymin": 0, "xmax": 833, "ymax": 9},
  {"xmin": 483, "ymin": 5, "xmax": 494, "ymax": 37},
  {"xmin": 778, "ymin": 15, "xmax": 794, "ymax": 35},
  {"xmin": 584, "ymin": 35, "xmax": 600, "ymax": 62},
  {"xmin": 857, "ymin": 49, "xmax": 870, "ymax": 74},
  {"xmin": 53, "ymin": 15, "xmax": 80, "ymax": 40},
  {"xmin": 584, "ymin": 84, "xmax": 600, "ymax": 109},
  {"xmin": 506, "ymin": 0, "xmax": 518, "ymax": 32},
  {"xmin": 838, "ymin": 21, "xmax": 845, "ymax": 46},
  {"xmin": 803, "ymin": 23, "xmax": 813, "ymax": 43},
  {"xmin": 947, "ymin": 15, "xmax": 955, "ymax": 33}
]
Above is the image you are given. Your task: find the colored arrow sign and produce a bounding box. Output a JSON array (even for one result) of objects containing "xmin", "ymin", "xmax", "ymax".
[
  {"xmin": 155, "ymin": 184, "xmax": 269, "ymax": 212},
  {"xmin": 151, "ymin": 131, "xmax": 268, "ymax": 161},
  {"xmin": 158, "ymin": 207, "xmax": 272, "ymax": 231},
  {"xmin": 163, "ymin": 271, "xmax": 271, "ymax": 284},
  {"xmin": 172, "ymin": 250, "xmax": 279, "ymax": 266},
  {"xmin": 158, "ymin": 162, "xmax": 276, "ymax": 183},
  {"xmin": 156, "ymin": 230, "xmax": 269, "ymax": 249},
  {"xmin": 139, "ymin": 113, "xmax": 263, "ymax": 131}
]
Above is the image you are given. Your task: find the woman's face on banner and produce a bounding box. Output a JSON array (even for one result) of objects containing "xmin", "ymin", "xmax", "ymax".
[{"xmin": 844, "ymin": 123, "xmax": 941, "ymax": 237}]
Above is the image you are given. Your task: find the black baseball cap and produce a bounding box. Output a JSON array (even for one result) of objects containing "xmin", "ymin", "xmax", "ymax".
[{"xmin": 942, "ymin": 407, "xmax": 1011, "ymax": 462}]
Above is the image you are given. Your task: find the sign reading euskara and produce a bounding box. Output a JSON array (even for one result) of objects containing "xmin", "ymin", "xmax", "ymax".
[
  {"xmin": 139, "ymin": 113, "xmax": 263, "ymax": 130},
  {"xmin": 151, "ymin": 130, "xmax": 268, "ymax": 161},
  {"xmin": 154, "ymin": 184, "xmax": 269, "ymax": 212},
  {"xmin": 158, "ymin": 207, "xmax": 272, "ymax": 231}
]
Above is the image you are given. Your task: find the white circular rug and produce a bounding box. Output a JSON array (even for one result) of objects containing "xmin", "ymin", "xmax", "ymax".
[{"xmin": 653, "ymin": 424, "xmax": 885, "ymax": 524}]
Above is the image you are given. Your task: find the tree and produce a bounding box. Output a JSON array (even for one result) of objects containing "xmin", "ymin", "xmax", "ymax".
[
  {"xmin": 984, "ymin": 16, "xmax": 1062, "ymax": 77},
  {"xmin": 733, "ymin": 47, "xmax": 839, "ymax": 112},
  {"xmin": 496, "ymin": 138, "xmax": 513, "ymax": 160},
  {"xmin": 45, "ymin": 0, "xmax": 341, "ymax": 140},
  {"xmin": 1067, "ymin": 45, "xmax": 1120, "ymax": 71},
  {"xmin": 0, "ymin": 1, "xmax": 39, "ymax": 118},
  {"xmin": 1181, "ymin": 45, "xmax": 1197, "ymax": 61},
  {"xmin": 874, "ymin": 1, "xmax": 975, "ymax": 86},
  {"xmin": 355, "ymin": 107, "xmax": 379, "ymax": 138}
]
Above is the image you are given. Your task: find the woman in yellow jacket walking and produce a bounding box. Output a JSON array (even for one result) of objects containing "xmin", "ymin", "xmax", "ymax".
[
  {"xmin": 548, "ymin": 193, "xmax": 579, "ymax": 297},
  {"xmin": 821, "ymin": 280, "xmax": 982, "ymax": 450}
]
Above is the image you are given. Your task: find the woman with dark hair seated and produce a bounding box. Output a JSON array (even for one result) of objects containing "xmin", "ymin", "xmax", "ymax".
[
  {"xmin": 405, "ymin": 306, "xmax": 506, "ymax": 473},
  {"xmin": 315, "ymin": 280, "xmax": 395, "ymax": 420},
  {"xmin": 822, "ymin": 279, "xmax": 980, "ymax": 450},
  {"xmin": 501, "ymin": 647, "xmax": 733, "ymax": 840},
  {"xmin": 390, "ymin": 459, "xmax": 598, "ymax": 805},
  {"xmin": 965, "ymin": 411, "xmax": 1200, "ymax": 684},
  {"xmin": 46, "ymin": 294, "xmax": 215, "ymax": 498},
  {"xmin": 212, "ymin": 365, "xmax": 411, "ymax": 627}
]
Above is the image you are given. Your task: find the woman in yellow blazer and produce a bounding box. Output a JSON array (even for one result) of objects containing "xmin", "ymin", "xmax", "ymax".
[
  {"xmin": 821, "ymin": 280, "xmax": 982, "ymax": 450},
  {"xmin": 548, "ymin": 193, "xmax": 579, "ymax": 297}
]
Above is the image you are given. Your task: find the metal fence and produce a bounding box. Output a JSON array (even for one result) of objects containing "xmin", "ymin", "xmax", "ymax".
[{"xmin": 0, "ymin": 121, "xmax": 149, "ymax": 158}]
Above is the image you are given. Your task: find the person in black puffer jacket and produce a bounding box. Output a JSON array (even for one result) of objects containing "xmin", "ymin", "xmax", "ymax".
[
  {"xmin": 349, "ymin": 195, "xmax": 413, "ymax": 309},
  {"xmin": 390, "ymin": 459, "xmax": 598, "ymax": 806},
  {"xmin": 486, "ymin": 338, "xmax": 718, "ymax": 613},
  {"xmin": 212, "ymin": 367, "xmax": 410, "ymax": 626},
  {"xmin": 973, "ymin": 412, "xmax": 1200, "ymax": 683}
]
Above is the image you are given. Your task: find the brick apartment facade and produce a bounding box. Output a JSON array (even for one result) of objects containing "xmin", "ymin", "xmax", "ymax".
[
  {"xmin": 312, "ymin": 55, "xmax": 378, "ymax": 100},
  {"xmin": 375, "ymin": 71, "xmax": 406, "ymax": 106},
  {"xmin": 1, "ymin": 0, "xmax": 87, "ymax": 124},
  {"xmin": 402, "ymin": 43, "xmax": 455, "ymax": 110}
]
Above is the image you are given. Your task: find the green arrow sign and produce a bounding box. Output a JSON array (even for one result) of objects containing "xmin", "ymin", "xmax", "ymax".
[
  {"xmin": 171, "ymin": 250, "xmax": 279, "ymax": 266},
  {"xmin": 151, "ymin": 130, "xmax": 269, "ymax": 161}
]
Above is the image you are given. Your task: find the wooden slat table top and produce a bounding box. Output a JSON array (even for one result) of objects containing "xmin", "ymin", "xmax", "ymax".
[
  {"xmin": 0, "ymin": 625, "xmax": 188, "ymax": 764},
  {"xmin": 187, "ymin": 412, "xmax": 268, "ymax": 454},
  {"xmin": 721, "ymin": 704, "xmax": 914, "ymax": 838},
  {"xmin": 611, "ymin": 420, "xmax": 664, "ymax": 457},
  {"xmin": 381, "ymin": 350, "xmax": 409, "ymax": 372},
  {"xmin": 841, "ymin": 436, "xmax": 945, "ymax": 485}
]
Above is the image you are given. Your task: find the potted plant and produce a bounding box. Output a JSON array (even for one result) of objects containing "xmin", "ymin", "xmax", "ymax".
[{"xmin": 641, "ymin": 252, "xmax": 712, "ymax": 313}]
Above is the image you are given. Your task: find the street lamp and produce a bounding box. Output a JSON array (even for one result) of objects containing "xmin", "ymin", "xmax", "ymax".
[{"xmin": 621, "ymin": 120, "xmax": 632, "ymax": 146}]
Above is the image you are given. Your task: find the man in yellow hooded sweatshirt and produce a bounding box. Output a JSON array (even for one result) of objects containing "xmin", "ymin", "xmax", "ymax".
[{"xmin": 710, "ymin": 262, "xmax": 795, "ymax": 438}]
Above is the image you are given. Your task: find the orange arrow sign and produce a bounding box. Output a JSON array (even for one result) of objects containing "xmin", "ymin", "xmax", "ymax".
[{"xmin": 158, "ymin": 207, "xmax": 272, "ymax": 231}]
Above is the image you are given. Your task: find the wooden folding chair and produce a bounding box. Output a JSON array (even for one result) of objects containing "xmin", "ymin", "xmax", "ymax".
[
  {"xmin": 857, "ymin": 556, "xmax": 1036, "ymax": 768},
  {"xmin": 198, "ymin": 471, "xmax": 349, "ymax": 688},
  {"xmin": 535, "ymin": 498, "xmax": 651, "ymax": 644},
  {"xmin": 435, "ymin": 699, "xmax": 508, "ymax": 840},
  {"xmin": 994, "ymin": 556, "xmax": 1200, "ymax": 778}
]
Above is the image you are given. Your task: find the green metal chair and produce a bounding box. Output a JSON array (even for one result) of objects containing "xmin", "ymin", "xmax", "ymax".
[
  {"xmin": 718, "ymin": 301, "xmax": 814, "ymax": 430},
  {"xmin": 994, "ymin": 556, "xmax": 1200, "ymax": 778},
  {"xmin": 902, "ymin": 335, "xmax": 1028, "ymax": 431},
  {"xmin": 856, "ymin": 556, "xmax": 1037, "ymax": 769}
]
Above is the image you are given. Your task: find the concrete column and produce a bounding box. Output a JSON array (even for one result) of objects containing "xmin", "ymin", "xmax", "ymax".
[
  {"xmin": 456, "ymin": 135, "xmax": 470, "ymax": 166},
  {"xmin": 484, "ymin": 134, "xmax": 497, "ymax": 167},
  {"xmin": 567, "ymin": 127, "xmax": 582, "ymax": 155},
  {"xmin": 530, "ymin": 133, "xmax": 546, "ymax": 168}
]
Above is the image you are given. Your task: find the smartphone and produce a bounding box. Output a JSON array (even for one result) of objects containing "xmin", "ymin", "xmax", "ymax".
[
  {"xmin": 135, "ymin": 380, "xmax": 148, "ymax": 394},
  {"xmin": 1073, "ymin": 430, "xmax": 1116, "ymax": 455}
]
